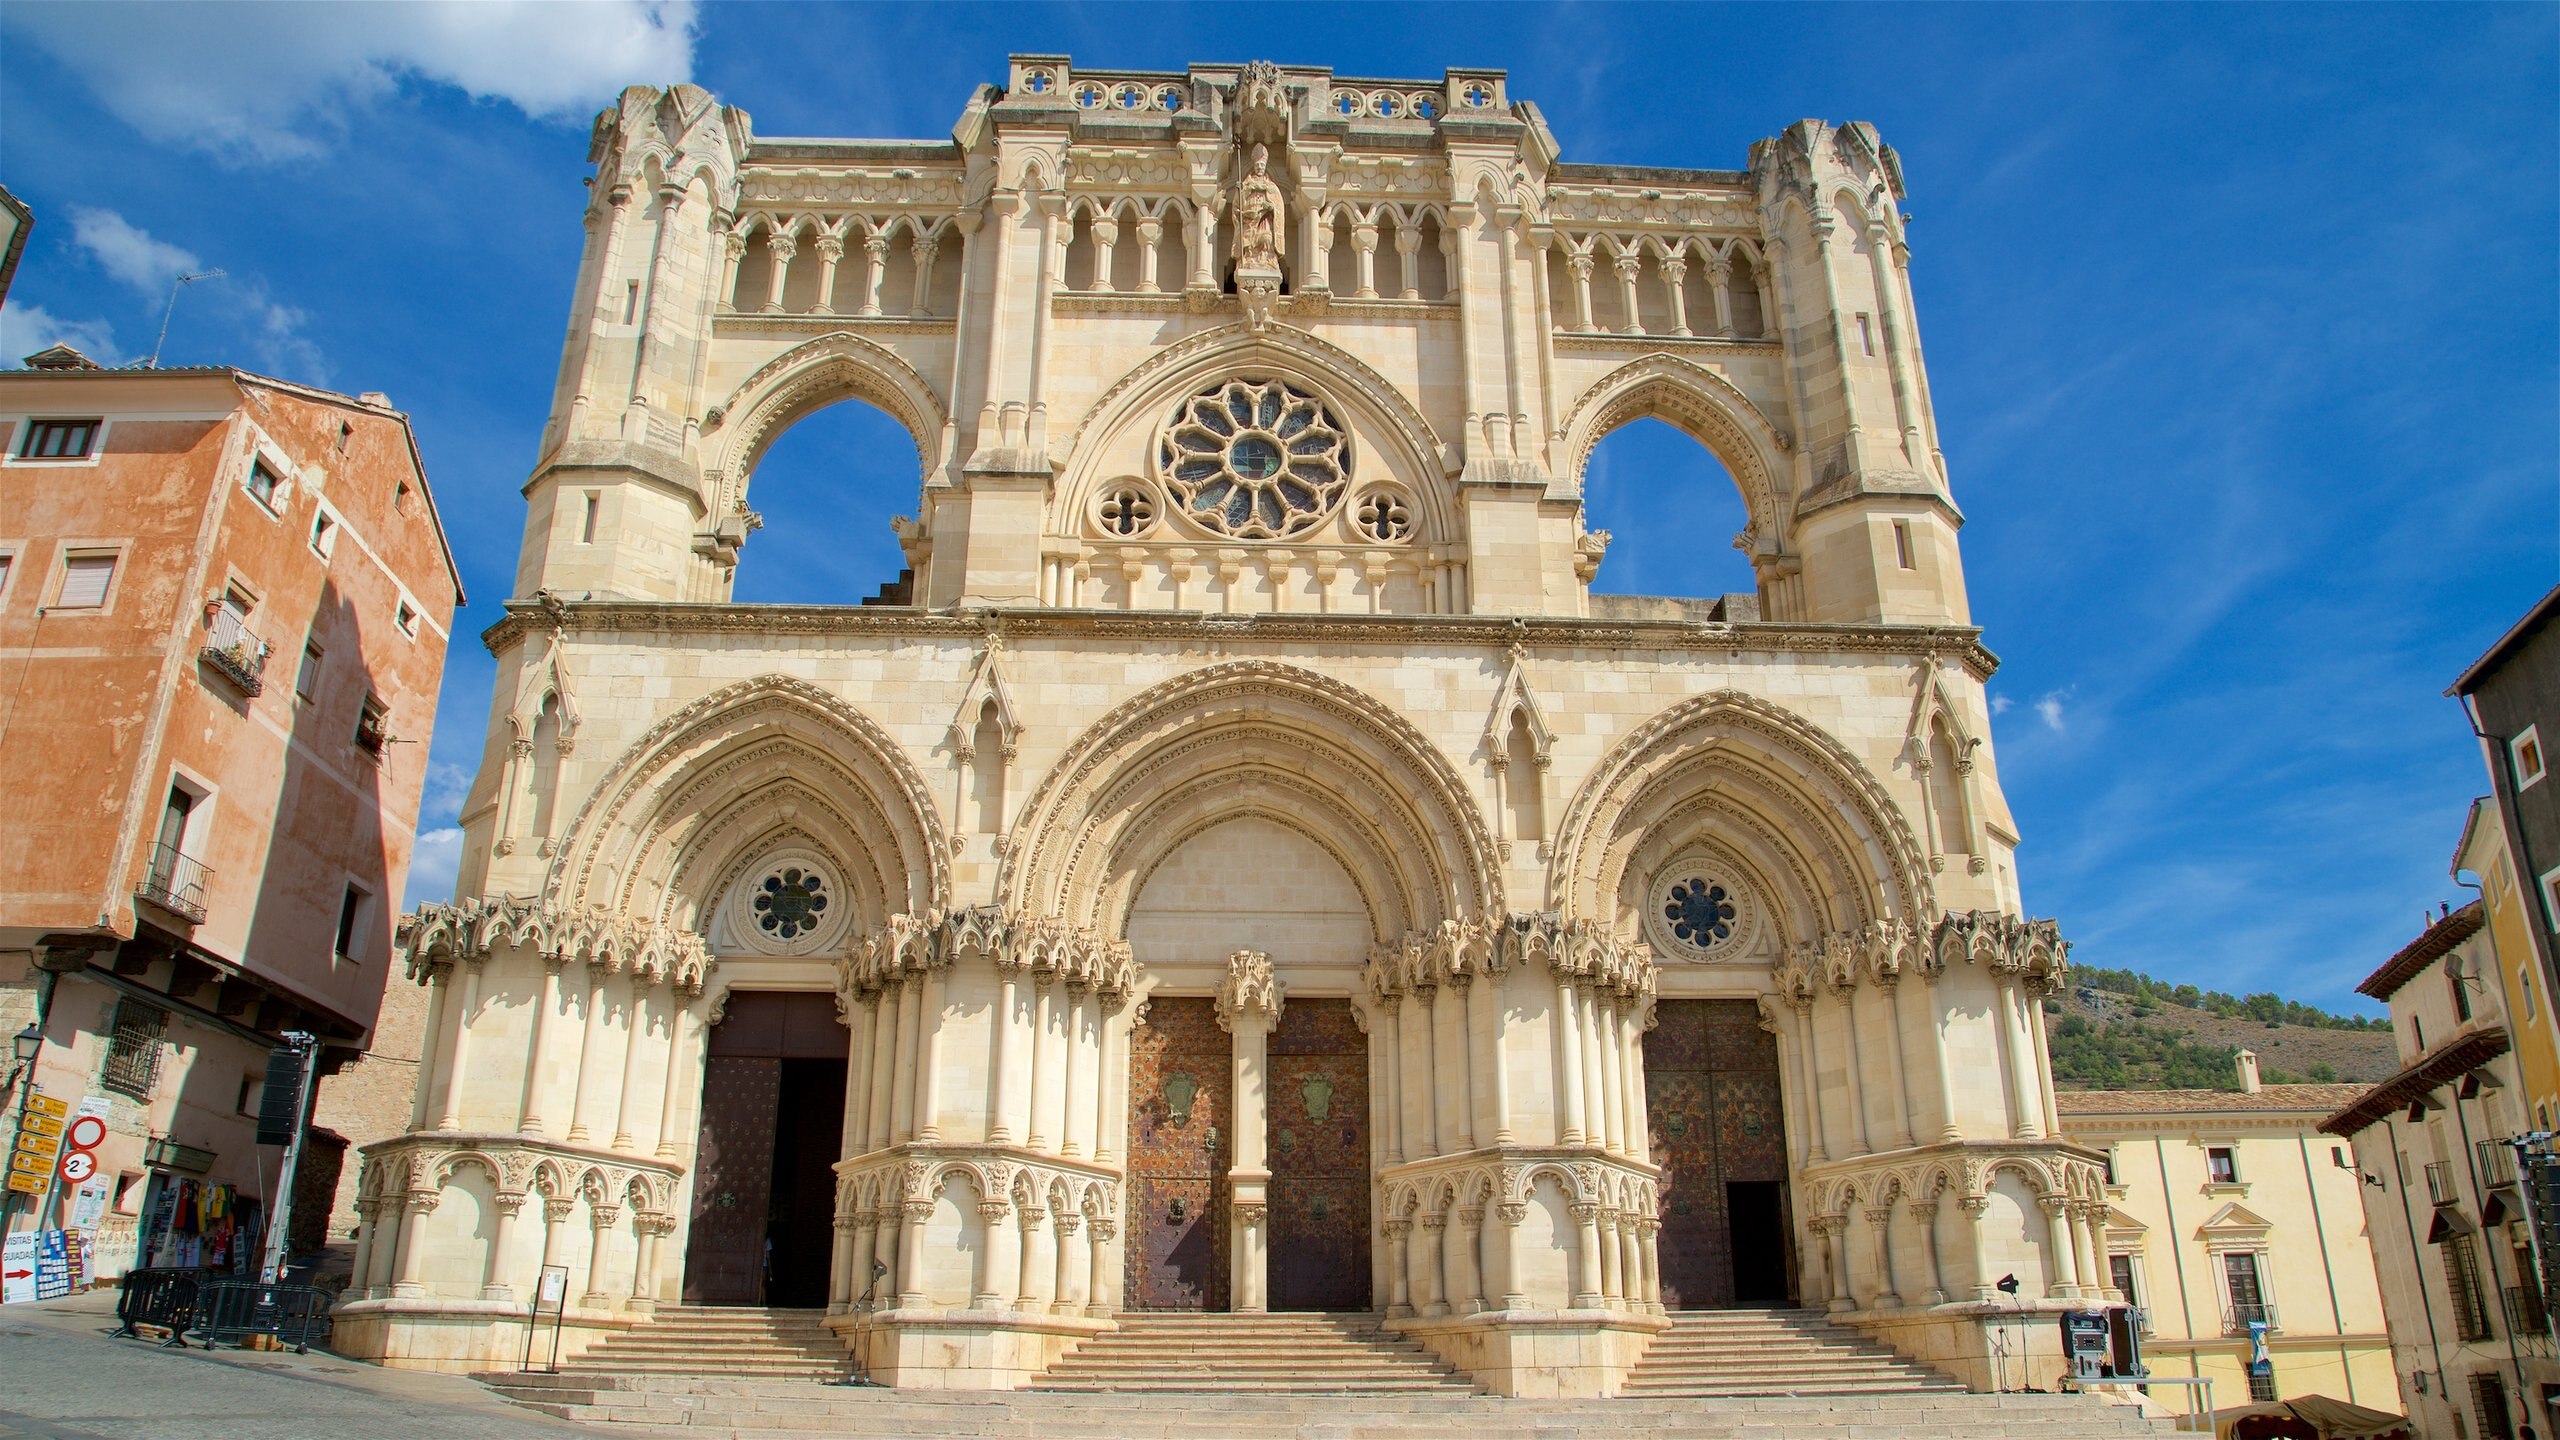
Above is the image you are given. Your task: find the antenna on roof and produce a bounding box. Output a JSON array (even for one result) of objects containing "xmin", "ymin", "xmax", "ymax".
[{"xmin": 150, "ymin": 268, "xmax": 226, "ymax": 368}]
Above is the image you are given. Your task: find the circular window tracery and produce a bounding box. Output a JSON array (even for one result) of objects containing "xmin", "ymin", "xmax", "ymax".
[
  {"xmin": 1095, "ymin": 482, "xmax": 1158, "ymax": 537},
  {"xmin": 1353, "ymin": 487, "xmax": 1413, "ymax": 543},
  {"xmin": 1156, "ymin": 379, "xmax": 1352, "ymax": 539},
  {"xmin": 1643, "ymin": 859, "xmax": 1761, "ymax": 962},
  {"xmin": 753, "ymin": 867, "xmax": 828, "ymax": 940}
]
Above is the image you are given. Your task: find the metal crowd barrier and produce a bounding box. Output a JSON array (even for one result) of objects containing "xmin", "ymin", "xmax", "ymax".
[
  {"xmin": 190, "ymin": 1279, "xmax": 334, "ymax": 1352},
  {"xmin": 113, "ymin": 1267, "xmax": 208, "ymax": 1347}
]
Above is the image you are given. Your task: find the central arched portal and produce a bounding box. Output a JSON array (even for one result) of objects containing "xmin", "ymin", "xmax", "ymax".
[
  {"xmin": 1121, "ymin": 813, "xmax": 1376, "ymax": 1311},
  {"xmin": 681, "ymin": 990, "xmax": 849, "ymax": 1306}
]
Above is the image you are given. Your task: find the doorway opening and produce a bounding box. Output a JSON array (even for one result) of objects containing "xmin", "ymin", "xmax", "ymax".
[
  {"xmin": 1644, "ymin": 998, "xmax": 1796, "ymax": 1308},
  {"xmin": 681, "ymin": 991, "xmax": 846, "ymax": 1306},
  {"xmin": 1267, "ymin": 997, "xmax": 1371, "ymax": 1311},
  {"xmin": 1125, "ymin": 996, "xmax": 1231, "ymax": 1310}
]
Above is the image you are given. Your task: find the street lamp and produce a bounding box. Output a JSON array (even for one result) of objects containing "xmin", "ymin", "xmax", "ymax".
[{"xmin": 8, "ymin": 1022, "xmax": 35, "ymax": 1080}]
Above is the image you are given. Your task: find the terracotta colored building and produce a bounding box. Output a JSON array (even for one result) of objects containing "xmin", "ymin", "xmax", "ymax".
[{"xmin": 0, "ymin": 351, "xmax": 461, "ymax": 1277}]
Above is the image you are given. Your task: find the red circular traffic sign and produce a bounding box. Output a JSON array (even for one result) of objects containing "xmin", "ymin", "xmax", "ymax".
[
  {"xmin": 57, "ymin": 1150, "xmax": 96, "ymax": 1183},
  {"xmin": 64, "ymin": 1116, "xmax": 106, "ymax": 1152}
]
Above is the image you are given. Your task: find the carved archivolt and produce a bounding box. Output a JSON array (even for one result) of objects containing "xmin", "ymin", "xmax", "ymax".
[
  {"xmin": 547, "ymin": 673, "xmax": 951, "ymax": 923},
  {"xmin": 1800, "ymin": 1143, "xmax": 2105, "ymax": 1221},
  {"xmin": 1552, "ymin": 353, "xmax": 1791, "ymax": 543},
  {"xmin": 1000, "ymin": 660, "xmax": 1503, "ymax": 934},
  {"xmin": 704, "ymin": 329, "xmax": 951, "ymax": 500},
  {"xmin": 1548, "ymin": 690, "xmax": 1931, "ymax": 935}
]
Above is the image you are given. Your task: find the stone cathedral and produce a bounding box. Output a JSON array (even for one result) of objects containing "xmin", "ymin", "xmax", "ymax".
[{"xmin": 338, "ymin": 58, "xmax": 2106, "ymax": 1398}]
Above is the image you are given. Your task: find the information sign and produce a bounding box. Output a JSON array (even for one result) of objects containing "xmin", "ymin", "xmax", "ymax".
[{"xmin": 0, "ymin": 1231, "xmax": 33, "ymax": 1305}]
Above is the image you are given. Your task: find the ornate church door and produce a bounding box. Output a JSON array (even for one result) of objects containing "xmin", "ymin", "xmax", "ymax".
[
  {"xmin": 1126, "ymin": 997, "xmax": 1231, "ymax": 1310},
  {"xmin": 1266, "ymin": 998, "xmax": 1371, "ymax": 1311},
  {"xmin": 1645, "ymin": 998, "xmax": 1794, "ymax": 1308},
  {"xmin": 681, "ymin": 991, "xmax": 847, "ymax": 1306}
]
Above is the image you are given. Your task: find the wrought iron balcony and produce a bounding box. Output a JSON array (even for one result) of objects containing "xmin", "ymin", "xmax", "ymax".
[
  {"xmin": 2478, "ymin": 1139, "xmax": 2521, "ymax": 1191},
  {"xmin": 2427, "ymin": 1160, "xmax": 2462, "ymax": 1207},
  {"xmin": 2223, "ymin": 1301, "xmax": 2279, "ymax": 1335},
  {"xmin": 2506, "ymin": 1285, "xmax": 2554, "ymax": 1355},
  {"xmin": 135, "ymin": 841, "xmax": 210, "ymax": 923},
  {"xmin": 199, "ymin": 607, "xmax": 268, "ymax": 696}
]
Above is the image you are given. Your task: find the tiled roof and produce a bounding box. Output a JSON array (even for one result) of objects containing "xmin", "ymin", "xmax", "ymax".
[
  {"xmin": 2357, "ymin": 901, "xmax": 2484, "ymax": 1001},
  {"xmin": 2056, "ymin": 1084, "xmax": 2371, "ymax": 1116},
  {"xmin": 2320, "ymin": 1027, "xmax": 2512, "ymax": 1137}
]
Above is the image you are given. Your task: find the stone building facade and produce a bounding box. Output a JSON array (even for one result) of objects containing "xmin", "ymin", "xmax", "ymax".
[{"xmin": 337, "ymin": 58, "xmax": 2103, "ymax": 1397}]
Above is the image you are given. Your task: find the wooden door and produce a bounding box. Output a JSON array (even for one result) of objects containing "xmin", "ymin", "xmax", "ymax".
[
  {"xmin": 1267, "ymin": 998, "xmax": 1371, "ymax": 1311},
  {"xmin": 1125, "ymin": 997, "xmax": 1231, "ymax": 1311},
  {"xmin": 682, "ymin": 1054, "xmax": 780, "ymax": 1304},
  {"xmin": 1645, "ymin": 998, "xmax": 1792, "ymax": 1308}
]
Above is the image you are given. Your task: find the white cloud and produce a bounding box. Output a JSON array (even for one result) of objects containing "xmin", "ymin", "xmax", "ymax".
[
  {"xmin": 403, "ymin": 827, "xmax": 463, "ymax": 913},
  {"xmin": 422, "ymin": 760, "xmax": 474, "ymax": 828},
  {"xmin": 2034, "ymin": 691, "xmax": 2070, "ymax": 732},
  {"xmin": 6, "ymin": 1, "xmax": 699, "ymax": 164},
  {"xmin": 0, "ymin": 303, "xmax": 121, "ymax": 365},
  {"xmin": 1989, "ymin": 694, "xmax": 2015, "ymax": 716},
  {"xmin": 69, "ymin": 207, "xmax": 199, "ymax": 295}
]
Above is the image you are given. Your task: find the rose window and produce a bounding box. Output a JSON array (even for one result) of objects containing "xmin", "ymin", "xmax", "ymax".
[
  {"xmin": 1663, "ymin": 878, "xmax": 1735, "ymax": 947},
  {"xmin": 1157, "ymin": 379, "xmax": 1352, "ymax": 539},
  {"xmin": 753, "ymin": 868, "xmax": 828, "ymax": 941}
]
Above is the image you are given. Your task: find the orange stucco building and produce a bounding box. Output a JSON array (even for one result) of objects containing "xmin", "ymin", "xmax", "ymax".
[{"xmin": 0, "ymin": 350, "xmax": 460, "ymax": 1277}]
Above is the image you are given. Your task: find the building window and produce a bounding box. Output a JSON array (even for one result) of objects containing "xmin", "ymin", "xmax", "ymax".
[
  {"xmin": 354, "ymin": 693, "xmax": 389, "ymax": 755},
  {"xmin": 2473, "ymin": 1371, "xmax": 2516, "ymax": 1440},
  {"xmin": 2207, "ymin": 1146, "xmax": 2240, "ymax": 1185},
  {"xmin": 2541, "ymin": 866, "xmax": 2560, "ymax": 934},
  {"xmin": 18, "ymin": 417, "xmax": 100, "ymax": 460},
  {"xmin": 336, "ymin": 883, "xmax": 369, "ymax": 964},
  {"xmin": 2102, "ymin": 1147, "xmax": 2119, "ymax": 1186},
  {"xmin": 394, "ymin": 480, "xmax": 411, "ymax": 513},
  {"xmin": 0, "ymin": 552, "xmax": 13, "ymax": 602},
  {"xmin": 2524, "ymin": 968, "xmax": 2539, "ymax": 1021},
  {"xmin": 246, "ymin": 456, "xmax": 283, "ymax": 509},
  {"xmin": 2446, "ymin": 1233, "xmax": 2498, "ymax": 1343},
  {"xmin": 2109, "ymin": 1252, "xmax": 2141, "ymax": 1310},
  {"xmin": 1892, "ymin": 520, "xmax": 1915, "ymax": 570},
  {"xmin": 295, "ymin": 641, "xmax": 323, "ymax": 701},
  {"xmin": 2248, "ymin": 1367, "xmax": 2278, "ymax": 1403},
  {"xmin": 100, "ymin": 998, "xmax": 168, "ymax": 1101},
  {"xmin": 310, "ymin": 512, "xmax": 337, "ymax": 559},
  {"xmin": 2515, "ymin": 726, "xmax": 2547, "ymax": 791},
  {"xmin": 2454, "ymin": 965, "xmax": 2476, "ymax": 1023},
  {"xmin": 395, "ymin": 600, "xmax": 418, "ymax": 636},
  {"xmin": 2223, "ymin": 1251, "xmax": 2273, "ymax": 1332},
  {"xmin": 236, "ymin": 1070, "xmax": 259, "ymax": 1115},
  {"xmin": 53, "ymin": 550, "xmax": 117, "ymax": 610}
]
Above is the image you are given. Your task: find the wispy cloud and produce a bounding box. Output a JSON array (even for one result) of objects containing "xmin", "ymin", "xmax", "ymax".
[
  {"xmin": 404, "ymin": 827, "xmax": 462, "ymax": 913},
  {"xmin": 2034, "ymin": 690, "xmax": 2070, "ymax": 732},
  {"xmin": 0, "ymin": 303, "xmax": 121, "ymax": 365},
  {"xmin": 1989, "ymin": 694, "xmax": 2015, "ymax": 716},
  {"xmin": 6, "ymin": 0, "xmax": 699, "ymax": 164},
  {"xmin": 69, "ymin": 206, "xmax": 200, "ymax": 295}
]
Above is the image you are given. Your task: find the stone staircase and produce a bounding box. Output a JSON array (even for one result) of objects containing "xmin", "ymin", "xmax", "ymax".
[
  {"xmin": 1032, "ymin": 1311, "xmax": 1478, "ymax": 1393},
  {"xmin": 1621, "ymin": 1307, "xmax": 1968, "ymax": 1397},
  {"xmin": 528, "ymin": 1305, "xmax": 847, "ymax": 1382}
]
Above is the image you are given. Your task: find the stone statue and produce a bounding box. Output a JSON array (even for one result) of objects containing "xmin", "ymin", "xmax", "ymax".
[{"xmin": 1231, "ymin": 143, "xmax": 1285, "ymax": 277}]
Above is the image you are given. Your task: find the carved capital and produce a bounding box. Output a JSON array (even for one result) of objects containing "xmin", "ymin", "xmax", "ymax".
[{"xmin": 1214, "ymin": 948, "xmax": 1285, "ymax": 1030}]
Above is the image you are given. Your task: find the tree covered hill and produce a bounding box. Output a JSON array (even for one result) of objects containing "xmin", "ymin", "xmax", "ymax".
[{"xmin": 2044, "ymin": 965, "xmax": 2400, "ymax": 1092}]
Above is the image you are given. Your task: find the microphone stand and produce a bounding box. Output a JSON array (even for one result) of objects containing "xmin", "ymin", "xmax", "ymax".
[{"xmin": 837, "ymin": 1261, "xmax": 889, "ymax": 1387}]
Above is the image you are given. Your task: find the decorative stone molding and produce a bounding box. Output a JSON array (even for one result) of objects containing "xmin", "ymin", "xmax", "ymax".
[
  {"xmin": 834, "ymin": 907, "xmax": 1142, "ymax": 999},
  {"xmin": 1213, "ymin": 948, "xmax": 1285, "ymax": 1028},
  {"xmin": 399, "ymin": 896, "xmax": 715, "ymax": 993}
]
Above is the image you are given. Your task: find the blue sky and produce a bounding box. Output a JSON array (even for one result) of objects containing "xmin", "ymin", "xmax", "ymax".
[{"xmin": 2, "ymin": 3, "xmax": 2551, "ymax": 1013}]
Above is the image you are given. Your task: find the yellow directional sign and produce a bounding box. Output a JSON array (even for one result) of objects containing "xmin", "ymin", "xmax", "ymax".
[
  {"xmin": 9, "ymin": 1150, "xmax": 52, "ymax": 1177},
  {"xmin": 5, "ymin": 1173, "xmax": 42, "ymax": 1196},
  {"xmin": 24, "ymin": 1094, "xmax": 66, "ymax": 1119},
  {"xmin": 18, "ymin": 1112, "xmax": 62, "ymax": 1139}
]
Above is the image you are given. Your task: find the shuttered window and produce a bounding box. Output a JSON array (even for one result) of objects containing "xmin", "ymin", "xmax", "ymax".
[{"xmin": 55, "ymin": 551, "xmax": 117, "ymax": 609}]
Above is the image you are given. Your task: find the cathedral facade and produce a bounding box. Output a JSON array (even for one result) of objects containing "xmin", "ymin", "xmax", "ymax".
[{"xmin": 334, "ymin": 58, "xmax": 2103, "ymax": 1397}]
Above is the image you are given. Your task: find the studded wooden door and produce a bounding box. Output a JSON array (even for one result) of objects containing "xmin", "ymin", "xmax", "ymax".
[
  {"xmin": 1126, "ymin": 997, "xmax": 1232, "ymax": 1310},
  {"xmin": 681, "ymin": 1054, "xmax": 781, "ymax": 1304},
  {"xmin": 1645, "ymin": 998, "xmax": 1793, "ymax": 1309},
  {"xmin": 1267, "ymin": 998, "xmax": 1371, "ymax": 1311}
]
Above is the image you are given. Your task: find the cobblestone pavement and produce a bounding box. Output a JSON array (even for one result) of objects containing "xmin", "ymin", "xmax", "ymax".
[{"xmin": 0, "ymin": 1292, "xmax": 583, "ymax": 1440}]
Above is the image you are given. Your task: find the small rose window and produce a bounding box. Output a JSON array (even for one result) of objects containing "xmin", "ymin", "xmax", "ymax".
[
  {"xmin": 1157, "ymin": 378, "xmax": 1352, "ymax": 539},
  {"xmin": 1663, "ymin": 878, "xmax": 1735, "ymax": 947},
  {"xmin": 753, "ymin": 868, "xmax": 828, "ymax": 940}
]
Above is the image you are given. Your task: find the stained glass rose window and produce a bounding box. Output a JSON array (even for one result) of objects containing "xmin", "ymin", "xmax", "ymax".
[{"xmin": 1156, "ymin": 378, "xmax": 1351, "ymax": 539}]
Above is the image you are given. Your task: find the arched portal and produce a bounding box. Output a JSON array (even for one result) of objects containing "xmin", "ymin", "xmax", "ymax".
[
  {"xmin": 1582, "ymin": 417, "xmax": 1758, "ymax": 601},
  {"xmin": 726, "ymin": 398, "xmax": 917, "ymax": 605}
]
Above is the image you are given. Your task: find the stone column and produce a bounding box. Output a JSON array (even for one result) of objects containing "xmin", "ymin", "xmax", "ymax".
[
  {"xmin": 1596, "ymin": 1211, "xmax": 1623, "ymax": 1306},
  {"xmin": 1866, "ymin": 1204, "xmax": 1900, "ymax": 1308},
  {"xmin": 1496, "ymin": 1201, "xmax": 1527, "ymax": 1308},
  {"xmin": 1877, "ymin": 974, "xmax": 1916, "ymax": 1149},
  {"xmin": 1959, "ymin": 1195, "xmax": 1993, "ymax": 1301},
  {"xmin": 538, "ymin": 1196, "xmax": 573, "ymax": 1290},
  {"xmin": 565, "ymin": 963, "xmax": 608, "ymax": 1143},
  {"xmin": 1417, "ymin": 1213, "xmax": 1449, "ymax": 1315},
  {"xmin": 1792, "ymin": 997, "xmax": 1831, "ymax": 1162},
  {"xmin": 1661, "ymin": 252, "xmax": 1692, "ymax": 335},
  {"xmin": 1836, "ymin": 982, "xmax": 1873, "ymax": 1155},
  {"xmin": 2073, "ymin": 1202, "xmax": 2105, "ymax": 1295},
  {"xmin": 1353, "ymin": 223, "xmax": 1379, "ymax": 297},
  {"xmin": 581, "ymin": 1202, "xmax": 621, "ymax": 1306},
  {"xmin": 1566, "ymin": 252, "xmax": 1595, "ymax": 329},
  {"xmin": 1085, "ymin": 1219, "xmax": 1116, "ymax": 1318},
  {"xmin": 1217, "ymin": 950, "xmax": 1283, "ymax": 1313},
  {"xmin": 347, "ymin": 1197, "xmax": 379, "ymax": 1298},
  {"xmin": 2029, "ymin": 984, "xmax": 2063, "ymax": 1138},
  {"xmin": 1384, "ymin": 1219, "xmax": 1414, "ymax": 1317},
  {"xmin": 888, "ymin": 976, "xmax": 920, "ymax": 1145},
  {"xmin": 2001, "ymin": 975, "xmax": 2045, "ymax": 1140},
  {"xmin": 389, "ymin": 1193, "xmax": 435, "ymax": 1297},
  {"xmin": 978, "ymin": 1198, "xmax": 1017, "ymax": 1310},
  {"xmin": 1707, "ymin": 259, "xmax": 1735, "ymax": 335},
  {"xmin": 1052, "ymin": 1212, "xmax": 1083, "ymax": 1314},
  {"xmin": 519, "ymin": 955, "xmax": 566, "ymax": 1135},
  {"xmin": 1598, "ymin": 998, "xmax": 1628, "ymax": 1155},
  {"xmin": 433, "ymin": 961, "xmax": 481, "ymax": 1131},
  {"xmin": 860, "ymin": 233, "xmax": 891, "ymax": 316},
  {"xmin": 1637, "ymin": 1219, "xmax": 1662, "ymax": 1313},
  {"xmin": 915, "ymin": 965, "xmax": 947, "ymax": 1142},
  {"xmin": 1582, "ymin": 986, "xmax": 1613, "ymax": 1156},
  {"xmin": 1911, "ymin": 1201, "xmax": 1947, "ymax": 1305},
  {"xmin": 1061, "ymin": 983, "xmax": 1093, "ymax": 1157},
  {"xmin": 1015, "ymin": 1203, "xmax": 1048, "ymax": 1310},
  {"xmin": 811, "ymin": 234, "xmax": 843, "ymax": 313},
  {"xmin": 1134, "ymin": 218, "xmax": 1163, "ymax": 293},
  {"xmin": 1823, "ymin": 1215, "xmax": 1853, "ymax": 1313},
  {"xmin": 1924, "ymin": 973, "xmax": 1962, "ymax": 1142},
  {"xmin": 988, "ymin": 967, "xmax": 1022, "ymax": 1144},
  {"xmin": 2040, "ymin": 1195, "xmax": 2080, "ymax": 1300},
  {"xmin": 483, "ymin": 1192, "xmax": 525, "ymax": 1299},
  {"xmin": 611, "ymin": 981, "xmax": 653, "ymax": 1150},
  {"xmin": 1612, "ymin": 253, "xmax": 1644, "ymax": 335},
  {"xmin": 868, "ymin": 981, "xmax": 903, "ymax": 1152},
  {"xmin": 1555, "ymin": 978, "xmax": 1587, "ymax": 1145},
  {"xmin": 655, "ymin": 991, "xmax": 695, "ymax": 1160},
  {"xmin": 910, "ymin": 234, "xmax": 940, "ymax": 314},
  {"xmin": 759, "ymin": 234, "xmax": 795, "ymax": 313},
  {"xmin": 629, "ymin": 1214, "xmax": 666, "ymax": 1313},
  {"xmin": 1569, "ymin": 1202, "xmax": 1605, "ymax": 1308},
  {"xmin": 408, "ymin": 976, "xmax": 450, "ymax": 1132},
  {"xmin": 1454, "ymin": 1206, "xmax": 1486, "ymax": 1314},
  {"xmin": 897, "ymin": 1200, "xmax": 931, "ymax": 1307},
  {"xmin": 829, "ymin": 1208, "xmax": 857, "ymax": 1316},
  {"xmin": 1402, "ymin": 985, "xmax": 1437, "ymax": 1157},
  {"xmin": 1026, "ymin": 976, "xmax": 1056, "ymax": 1150},
  {"xmin": 1483, "ymin": 976, "xmax": 1514, "ymax": 1144},
  {"xmin": 1378, "ymin": 996, "xmax": 1407, "ymax": 1163},
  {"xmin": 1094, "ymin": 999, "xmax": 1127, "ymax": 1165}
]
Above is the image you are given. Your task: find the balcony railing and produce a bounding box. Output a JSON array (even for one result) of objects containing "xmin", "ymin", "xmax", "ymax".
[
  {"xmin": 135, "ymin": 841, "xmax": 210, "ymax": 923},
  {"xmin": 2479, "ymin": 1139, "xmax": 2522, "ymax": 1190},
  {"xmin": 2223, "ymin": 1301, "xmax": 2279, "ymax": 1335},
  {"xmin": 199, "ymin": 607, "xmax": 268, "ymax": 696},
  {"xmin": 2427, "ymin": 1160, "xmax": 2462, "ymax": 1207},
  {"xmin": 2506, "ymin": 1285, "xmax": 2555, "ymax": 1355}
]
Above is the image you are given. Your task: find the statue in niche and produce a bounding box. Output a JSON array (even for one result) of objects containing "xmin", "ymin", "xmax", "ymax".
[{"xmin": 1231, "ymin": 143, "xmax": 1286, "ymax": 277}]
